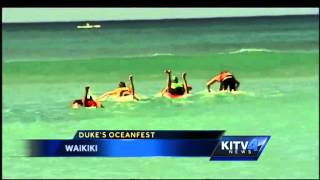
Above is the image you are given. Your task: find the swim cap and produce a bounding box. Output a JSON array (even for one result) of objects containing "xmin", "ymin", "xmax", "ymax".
[{"xmin": 118, "ymin": 82, "xmax": 126, "ymax": 87}]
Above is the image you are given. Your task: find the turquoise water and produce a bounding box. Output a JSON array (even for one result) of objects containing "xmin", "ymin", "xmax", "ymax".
[
  {"xmin": 3, "ymin": 15, "xmax": 319, "ymax": 61},
  {"xmin": 2, "ymin": 15, "xmax": 319, "ymax": 179}
]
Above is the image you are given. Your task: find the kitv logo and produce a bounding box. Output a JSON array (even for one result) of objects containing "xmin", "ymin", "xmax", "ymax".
[
  {"xmin": 221, "ymin": 138, "xmax": 258, "ymax": 154},
  {"xmin": 211, "ymin": 136, "xmax": 270, "ymax": 161}
]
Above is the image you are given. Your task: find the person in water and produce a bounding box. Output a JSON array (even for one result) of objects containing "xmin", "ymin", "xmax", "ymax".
[
  {"xmin": 161, "ymin": 69, "xmax": 192, "ymax": 96},
  {"xmin": 207, "ymin": 70, "xmax": 240, "ymax": 92},
  {"xmin": 71, "ymin": 86, "xmax": 103, "ymax": 108},
  {"xmin": 97, "ymin": 75, "xmax": 139, "ymax": 101}
]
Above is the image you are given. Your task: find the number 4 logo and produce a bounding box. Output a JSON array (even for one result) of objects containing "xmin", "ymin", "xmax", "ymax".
[{"xmin": 247, "ymin": 138, "xmax": 258, "ymax": 151}]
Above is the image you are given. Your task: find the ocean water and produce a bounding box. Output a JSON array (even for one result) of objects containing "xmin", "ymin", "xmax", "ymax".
[{"xmin": 2, "ymin": 15, "xmax": 319, "ymax": 179}]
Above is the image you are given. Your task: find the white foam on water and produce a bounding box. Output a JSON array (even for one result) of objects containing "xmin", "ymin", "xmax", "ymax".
[{"xmin": 227, "ymin": 48, "xmax": 274, "ymax": 54}]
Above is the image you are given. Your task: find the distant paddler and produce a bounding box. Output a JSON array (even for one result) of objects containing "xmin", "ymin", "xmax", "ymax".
[
  {"xmin": 71, "ymin": 86, "xmax": 103, "ymax": 109},
  {"xmin": 97, "ymin": 75, "xmax": 139, "ymax": 101},
  {"xmin": 207, "ymin": 70, "xmax": 240, "ymax": 92},
  {"xmin": 77, "ymin": 22, "xmax": 101, "ymax": 29},
  {"xmin": 161, "ymin": 69, "xmax": 192, "ymax": 98}
]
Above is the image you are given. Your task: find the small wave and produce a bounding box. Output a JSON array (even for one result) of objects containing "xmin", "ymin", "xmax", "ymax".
[
  {"xmin": 199, "ymin": 90, "xmax": 255, "ymax": 97},
  {"xmin": 226, "ymin": 48, "xmax": 274, "ymax": 54},
  {"xmin": 151, "ymin": 53, "xmax": 174, "ymax": 57},
  {"xmin": 221, "ymin": 48, "xmax": 319, "ymax": 54},
  {"xmin": 122, "ymin": 53, "xmax": 174, "ymax": 59}
]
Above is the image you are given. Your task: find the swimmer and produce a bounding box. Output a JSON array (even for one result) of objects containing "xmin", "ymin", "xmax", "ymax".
[
  {"xmin": 161, "ymin": 69, "xmax": 192, "ymax": 96},
  {"xmin": 97, "ymin": 74, "xmax": 139, "ymax": 101},
  {"xmin": 207, "ymin": 70, "xmax": 240, "ymax": 92},
  {"xmin": 71, "ymin": 86, "xmax": 103, "ymax": 109}
]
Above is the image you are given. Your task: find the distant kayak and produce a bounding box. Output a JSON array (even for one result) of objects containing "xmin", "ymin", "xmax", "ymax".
[{"xmin": 77, "ymin": 23, "xmax": 101, "ymax": 29}]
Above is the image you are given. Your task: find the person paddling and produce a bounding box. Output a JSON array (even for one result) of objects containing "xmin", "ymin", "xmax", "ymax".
[
  {"xmin": 207, "ymin": 70, "xmax": 240, "ymax": 92},
  {"xmin": 161, "ymin": 69, "xmax": 192, "ymax": 96},
  {"xmin": 71, "ymin": 86, "xmax": 103, "ymax": 108},
  {"xmin": 97, "ymin": 74, "xmax": 139, "ymax": 101}
]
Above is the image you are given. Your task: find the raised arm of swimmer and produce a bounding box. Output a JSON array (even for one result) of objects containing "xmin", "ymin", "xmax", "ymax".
[
  {"xmin": 165, "ymin": 69, "xmax": 172, "ymax": 92},
  {"xmin": 129, "ymin": 74, "xmax": 139, "ymax": 101},
  {"xmin": 83, "ymin": 86, "xmax": 90, "ymax": 105},
  {"xmin": 182, "ymin": 72, "xmax": 189, "ymax": 94}
]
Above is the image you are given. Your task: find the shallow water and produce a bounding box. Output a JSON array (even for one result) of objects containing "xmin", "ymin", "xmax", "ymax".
[{"xmin": 2, "ymin": 15, "xmax": 319, "ymax": 179}]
